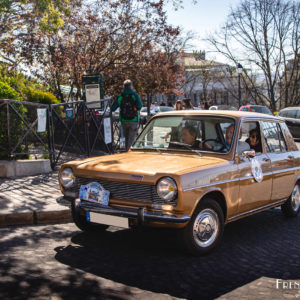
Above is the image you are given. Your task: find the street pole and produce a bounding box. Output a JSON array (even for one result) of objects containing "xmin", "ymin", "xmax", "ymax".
[
  {"xmin": 237, "ymin": 63, "xmax": 243, "ymax": 108},
  {"xmin": 238, "ymin": 73, "xmax": 241, "ymax": 108}
]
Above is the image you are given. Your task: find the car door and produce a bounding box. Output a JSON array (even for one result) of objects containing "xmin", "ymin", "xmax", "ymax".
[
  {"xmin": 261, "ymin": 121, "xmax": 295, "ymax": 201},
  {"xmin": 237, "ymin": 120, "xmax": 273, "ymax": 213},
  {"xmin": 284, "ymin": 110, "xmax": 298, "ymax": 137},
  {"xmin": 294, "ymin": 110, "xmax": 300, "ymax": 138}
]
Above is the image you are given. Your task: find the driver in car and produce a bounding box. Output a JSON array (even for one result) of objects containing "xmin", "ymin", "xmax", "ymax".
[
  {"xmin": 181, "ymin": 126, "xmax": 213, "ymax": 150},
  {"xmin": 224, "ymin": 124, "xmax": 234, "ymax": 149}
]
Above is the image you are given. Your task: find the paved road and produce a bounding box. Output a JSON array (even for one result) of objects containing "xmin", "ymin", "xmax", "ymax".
[{"xmin": 1, "ymin": 208, "xmax": 300, "ymax": 299}]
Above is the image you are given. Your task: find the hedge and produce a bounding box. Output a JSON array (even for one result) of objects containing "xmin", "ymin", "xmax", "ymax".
[{"xmin": 0, "ymin": 82, "xmax": 26, "ymax": 159}]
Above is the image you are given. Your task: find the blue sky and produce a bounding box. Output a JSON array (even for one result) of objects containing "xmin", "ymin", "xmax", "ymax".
[{"xmin": 166, "ymin": 0, "xmax": 242, "ymax": 61}]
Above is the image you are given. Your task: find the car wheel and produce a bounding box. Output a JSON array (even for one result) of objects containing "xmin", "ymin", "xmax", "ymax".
[
  {"xmin": 281, "ymin": 183, "xmax": 300, "ymax": 217},
  {"xmin": 71, "ymin": 199, "xmax": 109, "ymax": 232},
  {"xmin": 180, "ymin": 198, "xmax": 224, "ymax": 255}
]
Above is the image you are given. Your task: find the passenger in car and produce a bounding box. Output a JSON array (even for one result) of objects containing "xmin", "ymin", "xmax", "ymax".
[
  {"xmin": 246, "ymin": 129, "xmax": 262, "ymax": 153},
  {"xmin": 226, "ymin": 124, "xmax": 250, "ymax": 154}
]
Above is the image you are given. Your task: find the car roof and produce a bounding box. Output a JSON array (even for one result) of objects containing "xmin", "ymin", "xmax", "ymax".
[
  {"xmin": 156, "ymin": 109, "xmax": 279, "ymax": 120},
  {"xmin": 280, "ymin": 107, "xmax": 300, "ymax": 111},
  {"xmin": 241, "ymin": 104, "xmax": 267, "ymax": 107}
]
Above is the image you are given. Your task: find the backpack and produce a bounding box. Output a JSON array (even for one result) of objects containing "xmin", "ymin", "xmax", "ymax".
[{"xmin": 120, "ymin": 93, "xmax": 137, "ymax": 120}]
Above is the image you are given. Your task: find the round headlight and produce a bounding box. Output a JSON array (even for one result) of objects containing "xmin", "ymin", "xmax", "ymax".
[
  {"xmin": 60, "ymin": 167, "xmax": 75, "ymax": 188},
  {"xmin": 157, "ymin": 177, "xmax": 178, "ymax": 201}
]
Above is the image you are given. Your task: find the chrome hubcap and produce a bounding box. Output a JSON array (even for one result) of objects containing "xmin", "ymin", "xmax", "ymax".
[
  {"xmin": 291, "ymin": 185, "xmax": 300, "ymax": 212},
  {"xmin": 193, "ymin": 208, "xmax": 219, "ymax": 248}
]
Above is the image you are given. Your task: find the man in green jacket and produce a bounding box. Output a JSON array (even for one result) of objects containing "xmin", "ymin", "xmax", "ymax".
[{"xmin": 111, "ymin": 79, "xmax": 142, "ymax": 151}]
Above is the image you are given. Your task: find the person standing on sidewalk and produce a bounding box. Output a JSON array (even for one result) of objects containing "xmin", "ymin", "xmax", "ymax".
[{"xmin": 111, "ymin": 79, "xmax": 142, "ymax": 151}]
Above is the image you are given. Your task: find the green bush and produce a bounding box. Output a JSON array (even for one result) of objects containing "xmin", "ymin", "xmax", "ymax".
[
  {"xmin": 0, "ymin": 81, "xmax": 21, "ymax": 100},
  {"xmin": 0, "ymin": 82, "xmax": 26, "ymax": 160},
  {"xmin": 22, "ymin": 87, "xmax": 60, "ymax": 105},
  {"xmin": 23, "ymin": 87, "xmax": 63, "ymax": 117},
  {"xmin": 0, "ymin": 63, "xmax": 47, "ymax": 95}
]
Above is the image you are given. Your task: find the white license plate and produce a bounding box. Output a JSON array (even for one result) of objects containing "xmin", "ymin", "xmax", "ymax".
[{"xmin": 87, "ymin": 211, "xmax": 129, "ymax": 229}]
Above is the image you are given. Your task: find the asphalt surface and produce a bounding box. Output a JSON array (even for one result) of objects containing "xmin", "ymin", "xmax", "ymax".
[{"xmin": 1, "ymin": 209, "xmax": 300, "ymax": 299}]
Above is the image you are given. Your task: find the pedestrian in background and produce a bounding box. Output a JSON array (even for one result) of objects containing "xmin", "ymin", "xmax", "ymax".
[
  {"xmin": 164, "ymin": 99, "xmax": 183, "ymax": 141},
  {"xmin": 174, "ymin": 99, "xmax": 183, "ymax": 110},
  {"xmin": 182, "ymin": 98, "xmax": 194, "ymax": 110},
  {"xmin": 111, "ymin": 79, "xmax": 142, "ymax": 151}
]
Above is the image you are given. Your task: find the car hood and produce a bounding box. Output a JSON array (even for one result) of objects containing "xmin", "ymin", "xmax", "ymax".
[{"xmin": 65, "ymin": 151, "xmax": 228, "ymax": 182}]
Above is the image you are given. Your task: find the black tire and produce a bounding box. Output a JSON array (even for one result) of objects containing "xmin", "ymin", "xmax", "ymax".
[
  {"xmin": 179, "ymin": 198, "xmax": 224, "ymax": 256},
  {"xmin": 71, "ymin": 200, "xmax": 109, "ymax": 232},
  {"xmin": 281, "ymin": 183, "xmax": 300, "ymax": 218}
]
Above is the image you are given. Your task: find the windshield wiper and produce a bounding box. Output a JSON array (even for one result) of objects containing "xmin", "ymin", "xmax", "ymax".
[
  {"xmin": 168, "ymin": 141, "xmax": 202, "ymax": 157},
  {"xmin": 131, "ymin": 146, "xmax": 163, "ymax": 154}
]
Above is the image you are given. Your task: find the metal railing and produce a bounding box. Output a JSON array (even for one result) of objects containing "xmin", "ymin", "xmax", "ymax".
[{"xmin": 0, "ymin": 98, "xmax": 118, "ymax": 168}]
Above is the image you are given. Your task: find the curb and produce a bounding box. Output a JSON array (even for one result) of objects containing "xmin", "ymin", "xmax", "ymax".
[{"xmin": 0, "ymin": 209, "xmax": 72, "ymax": 227}]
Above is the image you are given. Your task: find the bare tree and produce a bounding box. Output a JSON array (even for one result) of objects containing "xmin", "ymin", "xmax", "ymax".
[{"xmin": 207, "ymin": 0, "xmax": 299, "ymax": 110}]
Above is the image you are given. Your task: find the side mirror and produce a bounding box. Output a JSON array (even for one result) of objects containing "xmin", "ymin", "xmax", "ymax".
[{"xmin": 242, "ymin": 150, "xmax": 256, "ymax": 158}]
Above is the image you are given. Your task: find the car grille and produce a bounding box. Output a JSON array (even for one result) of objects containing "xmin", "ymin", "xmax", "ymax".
[{"xmin": 68, "ymin": 177, "xmax": 174, "ymax": 205}]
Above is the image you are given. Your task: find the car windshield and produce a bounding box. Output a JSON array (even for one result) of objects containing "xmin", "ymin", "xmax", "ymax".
[{"xmin": 132, "ymin": 115, "xmax": 236, "ymax": 153}]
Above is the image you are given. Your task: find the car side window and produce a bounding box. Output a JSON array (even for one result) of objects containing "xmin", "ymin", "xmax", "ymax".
[
  {"xmin": 262, "ymin": 122, "xmax": 286, "ymax": 153},
  {"xmin": 296, "ymin": 110, "xmax": 300, "ymax": 119},
  {"xmin": 239, "ymin": 121, "xmax": 262, "ymax": 154},
  {"xmin": 286, "ymin": 110, "xmax": 296, "ymax": 118},
  {"xmin": 277, "ymin": 124, "xmax": 288, "ymax": 152}
]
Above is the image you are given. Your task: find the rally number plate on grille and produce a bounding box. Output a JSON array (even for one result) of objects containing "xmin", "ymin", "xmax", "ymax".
[{"xmin": 79, "ymin": 182, "xmax": 109, "ymax": 205}]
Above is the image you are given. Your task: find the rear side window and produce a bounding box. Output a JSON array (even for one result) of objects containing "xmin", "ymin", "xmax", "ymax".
[
  {"xmin": 286, "ymin": 110, "xmax": 297, "ymax": 118},
  {"xmin": 251, "ymin": 106, "xmax": 272, "ymax": 115},
  {"xmin": 277, "ymin": 124, "xmax": 288, "ymax": 152},
  {"xmin": 250, "ymin": 106, "xmax": 261, "ymax": 113},
  {"xmin": 296, "ymin": 110, "xmax": 300, "ymax": 119},
  {"xmin": 241, "ymin": 107, "xmax": 249, "ymax": 111},
  {"xmin": 262, "ymin": 122, "xmax": 287, "ymax": 153},
  {"xmin": 261, "ymin": 107, "xmax": 272, "ymax": 115},
  {"xmin": 280, "ymin": 122, "xmax": 298, "ymax": 151},
  {"xmin": 278, "ymin": 110, "xmax": 287, "ymax": 117}
]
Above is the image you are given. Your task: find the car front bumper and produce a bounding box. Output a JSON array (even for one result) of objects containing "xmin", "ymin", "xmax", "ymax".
[{"xmin": 57, "ymin": 196, "xmax": 191, "ymax": 224}]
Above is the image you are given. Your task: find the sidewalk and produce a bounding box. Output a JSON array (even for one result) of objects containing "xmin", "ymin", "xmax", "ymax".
[{"xmin": 0, "ymin": 170, "xmax": 71, "ymax": 226}]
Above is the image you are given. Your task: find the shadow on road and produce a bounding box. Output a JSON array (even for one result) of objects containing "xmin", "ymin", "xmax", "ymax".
[{"xmin": 54, "ymin": 209, "xmax": 300, "ymax": 299}]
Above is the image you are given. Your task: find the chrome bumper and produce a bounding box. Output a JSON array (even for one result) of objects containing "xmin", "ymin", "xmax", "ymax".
[{"xmin": 56, "ymin": 196, "xmax": 190, "ymax": 224}]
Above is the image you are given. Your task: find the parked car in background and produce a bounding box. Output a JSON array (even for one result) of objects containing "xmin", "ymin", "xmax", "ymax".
[
  {"xmin": 94, "ymin": 107, "xmax": 120, "ymax": 122},
  {"xmin": 239, "ymin": 105, "xmax": 273, "ymax": 115},
  {"xmin": 140, "ymin": 106, "xmax": 174, "ymax": 125},
  {"xmin": 278, "ymin": 107, "xmax": 300, "ymax": 139},
  {"xmin": 209, "ymin": 105, "xmax": 237, "ymax": 111},
  {"xmin": 139, "ymin": 107, "xmax": 149, "ymax": 125},
  {"xmin": 57, "ymin": 110, "xmax": 300, "ymax": 255}
]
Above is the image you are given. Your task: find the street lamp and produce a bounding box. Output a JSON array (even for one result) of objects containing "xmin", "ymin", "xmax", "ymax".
[{"xmin": 237, "ymin": 63, "xmax": 243, "ymax": 108}]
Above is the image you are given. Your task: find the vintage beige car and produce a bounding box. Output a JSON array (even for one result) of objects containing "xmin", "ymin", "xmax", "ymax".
[{"xmin": 57, "ymin": 111, "xmax": 300, "ymax": 255}]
